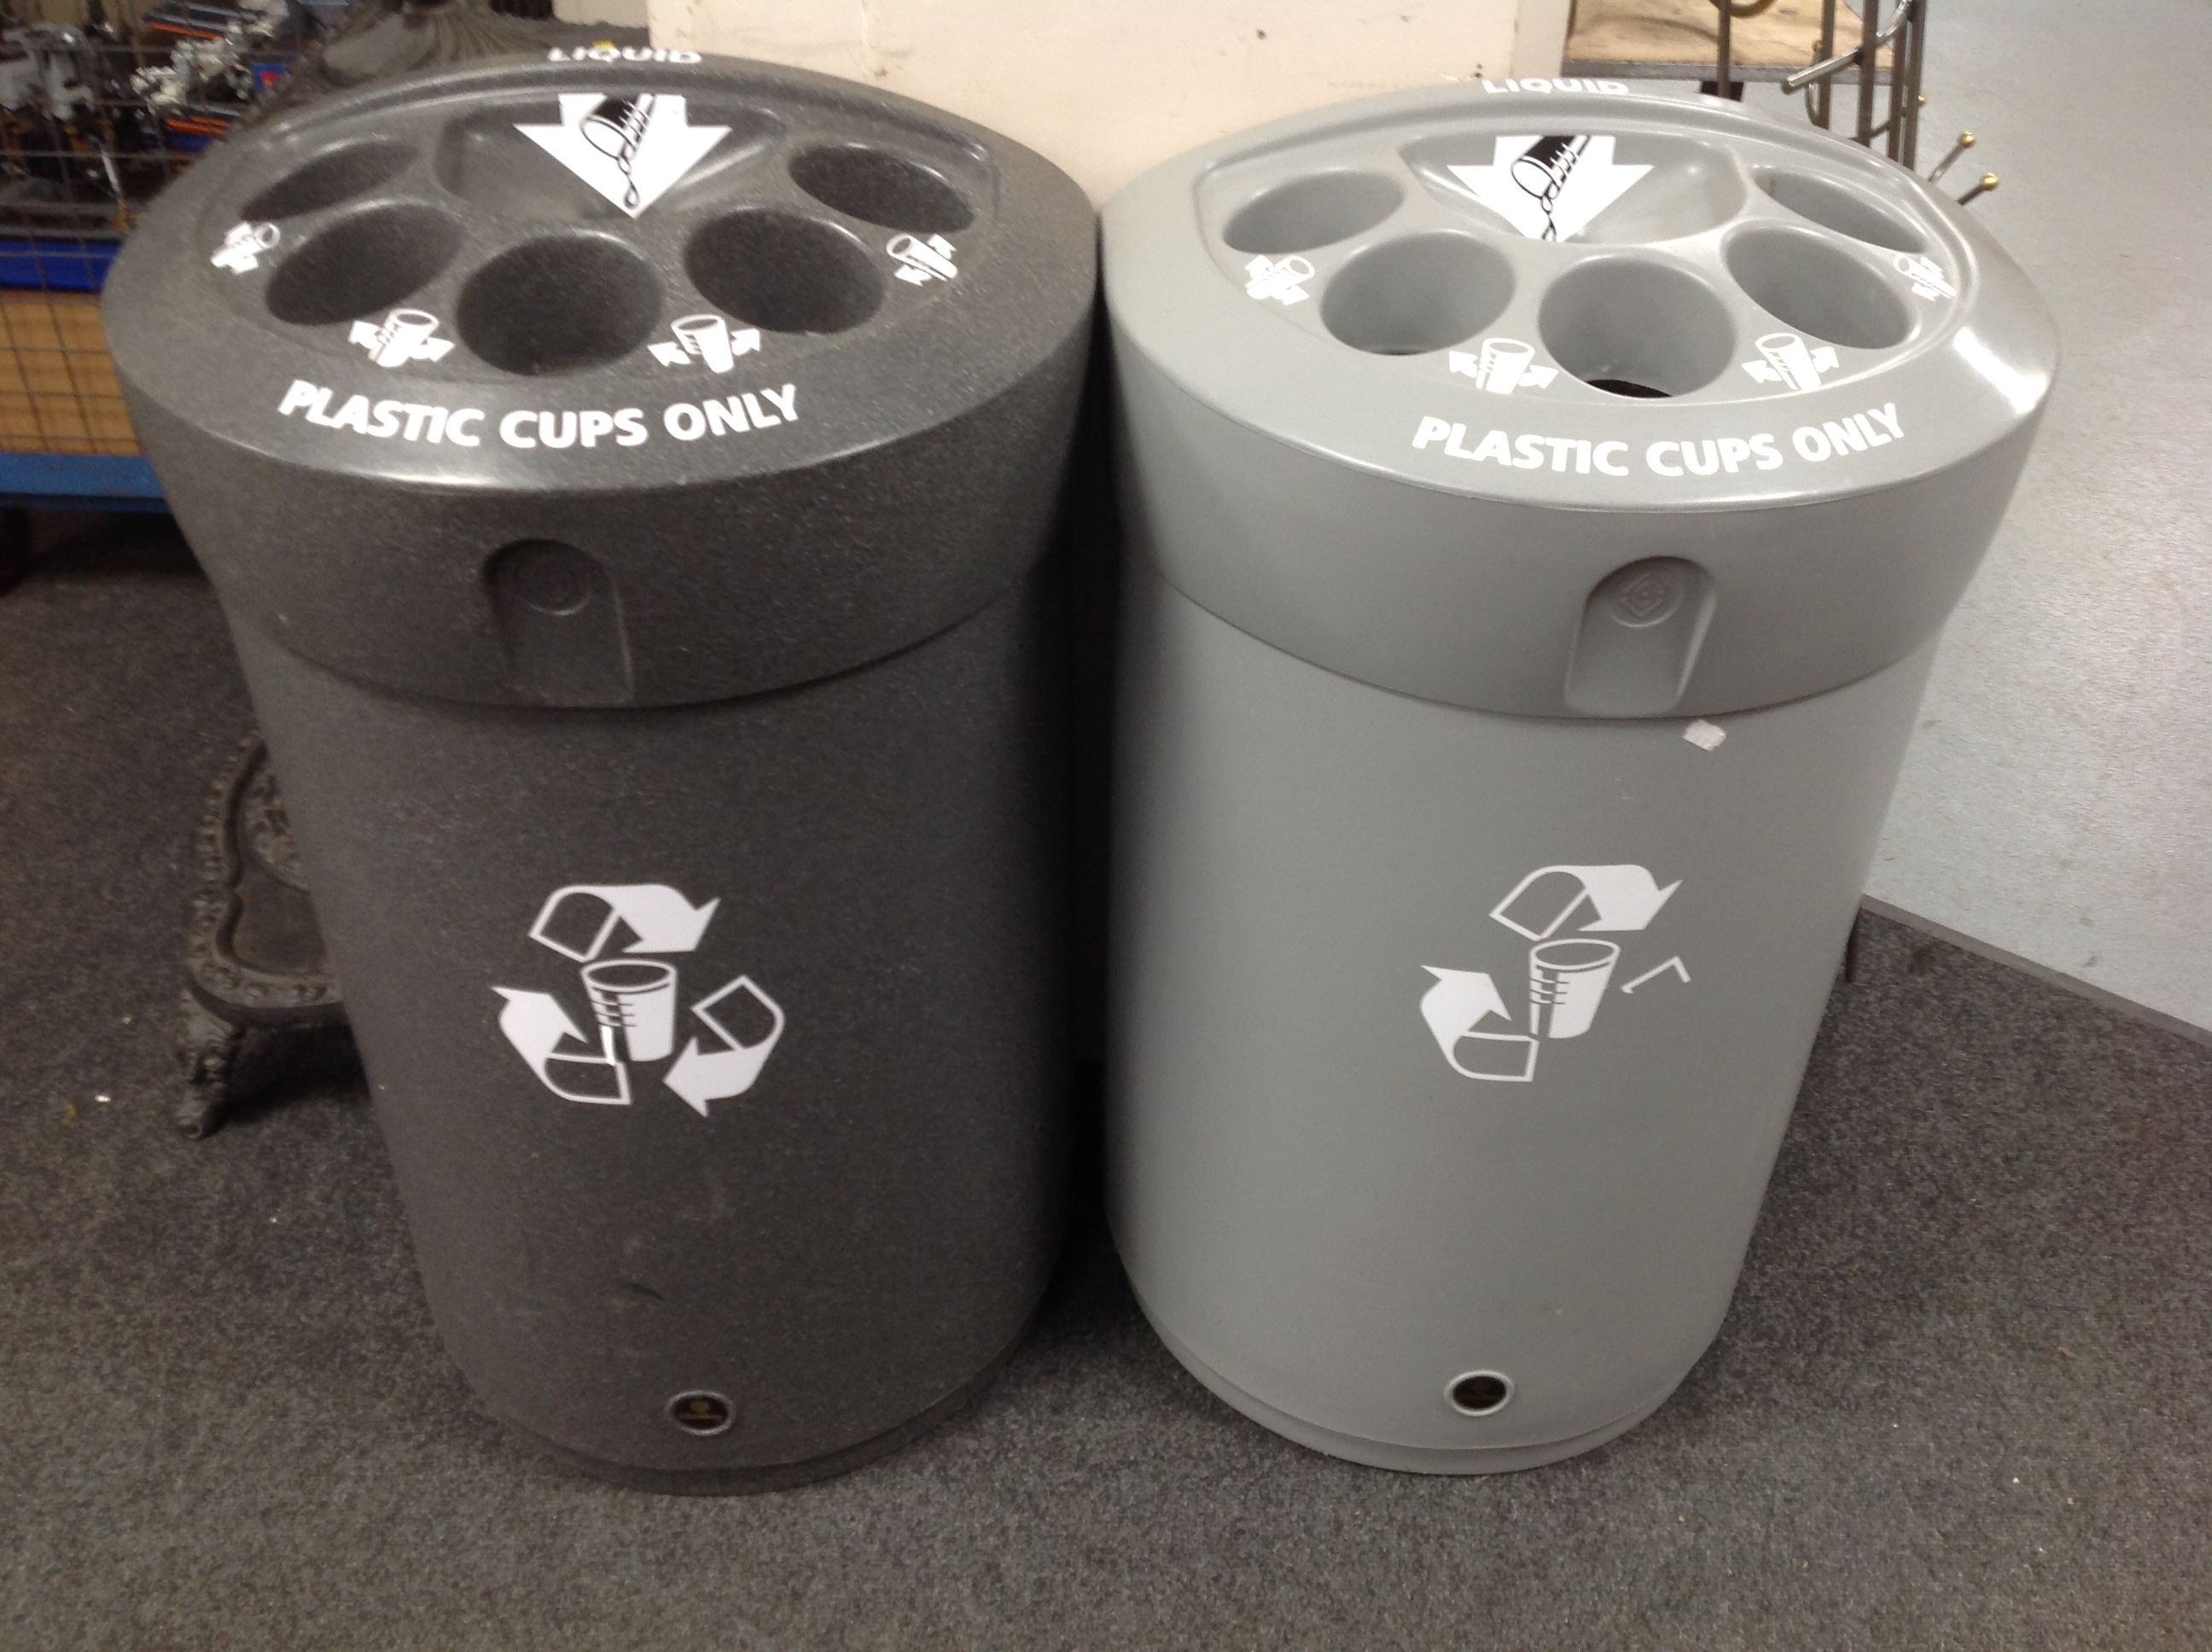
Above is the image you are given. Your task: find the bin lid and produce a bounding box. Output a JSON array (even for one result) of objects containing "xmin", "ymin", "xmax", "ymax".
[
  {"xmin": 1103, "ymin": 85, "xmax": 2058, "ymax": 718},
  {"xmin": 1107, "ymin": 84, "xmax": 2052, "ymax": 510},
  {"xmin": 106, "ymin": 55, "xmax": 1093, "ymax": 707}
]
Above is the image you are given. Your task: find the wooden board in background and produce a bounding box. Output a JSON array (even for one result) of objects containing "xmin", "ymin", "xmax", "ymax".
[
  {"xmin": 1564, "ymin": 0, "xmax": 1892, "ymax": 79},
  {"xmin": 0, "ymin": 291, "xmax": 140, "ymax": 457}
]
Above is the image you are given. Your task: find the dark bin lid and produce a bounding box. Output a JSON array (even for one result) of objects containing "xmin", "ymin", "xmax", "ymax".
[{"xmin": 106, "ymin": 53, "xmax": 1095, "ymax": 707}]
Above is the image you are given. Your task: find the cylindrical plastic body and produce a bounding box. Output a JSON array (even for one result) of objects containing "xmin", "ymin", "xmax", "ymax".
[
  {"xmin": 106, "ymin": 55, "xmax": 1093, "ymax": 1491},
  {"xmin": 1103, "ymin": 85, "xmax": 2055, "ymax": 1471}
]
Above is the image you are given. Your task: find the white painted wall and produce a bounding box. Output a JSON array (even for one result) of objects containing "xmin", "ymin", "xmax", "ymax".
[
  {"xmin": 645, "ymin": 0, "xmax": 1569, "ymax": 202},
  {"xmin": 554, "ymin": 0, "xmax": 651, "ymax": 28}
]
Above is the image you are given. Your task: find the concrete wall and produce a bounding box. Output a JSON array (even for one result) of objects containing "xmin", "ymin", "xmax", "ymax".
[{"xmin": 643, "ymin": 0, "xmax": 1569, "ymax": 202}]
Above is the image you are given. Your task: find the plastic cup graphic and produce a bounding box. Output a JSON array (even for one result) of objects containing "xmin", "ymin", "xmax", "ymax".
[
  {"xmin": 374, "ymin": 309, "xmax": 441, "ymax": 368},
  {"xmin": 888, "ymin": 233, "xmax": 958, "ymax": 282},
  {"xmin": 1528, "ymin": 939, "xmax": 1621, "ymax": 1039},
  {"xmin": 582, "ymin": 958, "xmax": 678, "ymax": 1063},
  {"xmin": 1478, "ymin": 337, "xmax": 1534, "ymax": 393},
  {"xmin": 670, "ymin": 312, "xmax": 735, "ymax": 372},
  {"xmin": 1246, "ymin": 254, "xmax": 1314, "ymax": 301},
  {"xmin": 1756, "ymin": 332, "xmax": 1824, "ymax": 393}
]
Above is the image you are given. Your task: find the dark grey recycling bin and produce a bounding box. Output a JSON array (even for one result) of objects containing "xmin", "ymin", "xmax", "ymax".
[
  {"xmin": 106, "ymin": 54, "xmax": 1093, "ymax": 1491},
  {"xmin": 1105, "ymin": 85, "xmax": 2055, "ymax": 1471}
]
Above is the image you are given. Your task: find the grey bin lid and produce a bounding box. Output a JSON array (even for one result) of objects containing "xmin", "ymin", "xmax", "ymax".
[
  {"xmin": 1103, "ymin": 85, "xmax": 2059, "ymax": 719},
  {"xmin": 105, "ymin": 55, "xmax": 1095, "ymax": 707}
]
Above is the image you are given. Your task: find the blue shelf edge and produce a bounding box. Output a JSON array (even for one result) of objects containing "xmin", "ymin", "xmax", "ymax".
[{"xmin": 0, "ymin": 452, "xmax": 166, "ymax": 511}]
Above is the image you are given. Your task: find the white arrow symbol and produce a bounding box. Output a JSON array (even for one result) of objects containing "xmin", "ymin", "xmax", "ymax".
[
  {"xmin": 1419, "ymin": 967, "xmax": 1539, "ymax": 1083},
  {"xmin": 1621, "ymin": 957, "xmax": 1692, "ymax": 994},
  {"xmin": 1491, "ymin": 865, "xmax": 1680, "ymax": 941},
  {"xmin": 494, "ymin": 988, "xmax": 630, "ymax": 1104},
  {"xmin": 1420, "ymin": 965, "xmax": 1511, "ymax": 1048},
  {"xmin": 1448, "ymin": 343, "xmax": 1559, "ymax": 394},
  {"xmin": 1447, "ymin": 134, "xmax": 1650, "ymax": 241},
  {"xmin": 517, "ymin": 93, "xmax": 728, "ymax": 218},
  {"xmin": 664, "ymin": 974, "xmax": 787, "ymax": 1115},
  {"xmin": 528, "ymin": 884, "xmax": 720, "ymax": 962}
]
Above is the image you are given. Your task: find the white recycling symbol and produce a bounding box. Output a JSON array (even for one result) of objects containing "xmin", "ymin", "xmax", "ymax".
[
  {"xmin": 493, "ymin": 883, "xmax": 785, "ymax": 1116},
  {"xmin": 1419, "ymin": 864, "xmax": 1688, "ymax": 1084}
]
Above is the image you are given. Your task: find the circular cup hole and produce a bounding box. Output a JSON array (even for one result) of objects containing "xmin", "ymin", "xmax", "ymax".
[
  {"xmin": 1539, "ymin": 259, "xmax": 1735, "ymax": 398},
  {"xmin": 1758, "ymin": 171, "xmax": 1926, "ymax": 253},
  {"xmin": 457, "ymin": 236, "xmax": 661, "ymax": 375},
  {"xmin": 242, "ymin": 138, "xmax": 415, "ymax": 221},
  {"xmin": 435, "ymin": 107, "xmax": 619, "ymax": 222},
  {"xmin": 1726, "ymin": 225, "xmax": 1911, "ymax": 350},
  {"xmin": 1448, "ymin": 1371, "xmax": 1513, "ymax": 1416},
  {"xmin": 1224, "ymin": 171, "xmax": 1404, "ymax": 255},
  {"xmin": 789, "ymin": 145, "xmax": 974, "ymax": 234},
  {"xmin": 264, "ymin": 203, "xmax": 463, "ymax": 327},
  {"xmin": 1321, "ymin": 232, "xmax": 1512, "ymax": 357},
  {"xmin": 686, "ymin": 210, "xmax": 882, "ymax": 335}
]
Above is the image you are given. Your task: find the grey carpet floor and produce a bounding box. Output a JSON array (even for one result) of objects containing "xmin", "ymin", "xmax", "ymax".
[{"xmin": 2, "ymin": 519, "xmax": 2205, "ymax": 1650}]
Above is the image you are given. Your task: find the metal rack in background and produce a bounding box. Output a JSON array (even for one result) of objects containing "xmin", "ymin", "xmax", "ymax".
[
  {"xmin": 0, "ymin": 0, "xmax": 326, "ymax": 511},
  {"xmin": 1561, "ymin": 0, "xmax": 1997, "ymax": 206}
]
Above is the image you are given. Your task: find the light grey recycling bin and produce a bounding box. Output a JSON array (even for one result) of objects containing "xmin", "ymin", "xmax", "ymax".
[{"xmin": 1103, "ymin": 84, "xmax": 2056, "ymax": 1472}]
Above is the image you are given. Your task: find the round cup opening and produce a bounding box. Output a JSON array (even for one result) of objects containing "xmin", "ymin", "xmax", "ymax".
[
  {"xmin": 1223, "ymin": 171, "xmax": 1403, "ymax": 255},
  {"xmin": 263, "ymin": 203, "xmax": 463, "ymax": 327},
  {"xmin": 1448, "ymin": 1371, "xmax": 1513, "ymax": 1416},
  {"xmin": 789, "ymin": 145, "xmax": 974, "ymax": 234},
  {"xmin": 1726, "ymin": 225, "xmax": 1911, "ymax": 350},
  {"xmin": 457, "ymin": 236, "xmax": 661, "ymax": 375},
  {"xmin": 686, "ymin": 210, "xmax": 882, "ymax": 334},
  {"xmin": 1758, "ymin": 171, "xmax": 1926, "ymax": 253},
  {"xmin": 436, "ymin": 107, "xmax": 617, "ymax": 221},
  {"xmin": 1539, "ymin": 259, "xmax": 1734, "ymax": 398},
  {"xmin": 242, "ymin": 139, "xmax": 415, "ymax": 221},
  {"xmin": 1321, "ymin": 232, "xmax": 1513, "ymax": 357}
]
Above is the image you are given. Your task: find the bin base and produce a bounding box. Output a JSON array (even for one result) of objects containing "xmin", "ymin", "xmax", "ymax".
[
  {"xmin": 499, "ymin": 1321, "xmax": 1031, "ymax": 1497},
  {"xmin": 1137, "ymin": 1292, "xmax": 1677, "ymax": 1475}
]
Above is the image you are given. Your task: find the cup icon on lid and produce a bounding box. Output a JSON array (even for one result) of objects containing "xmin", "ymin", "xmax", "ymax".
[
  {"xmin": 370, "ymin": 309, "xmax": 443, "ymax": 367},
  {"xmin": 1478, "ymin": 337, "xmax": 1534, "ymax": 393},
  {"xmin": 669, "ymin": 312, "xmax": 736, "ymax": 373},
  {"xmin": 1757, "ymin": 332, "xmax": 1829, "ymax": 393}
]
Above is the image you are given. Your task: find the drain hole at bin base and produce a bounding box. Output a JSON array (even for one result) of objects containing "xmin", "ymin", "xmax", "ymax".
[
  {"xmin": 242, "ymin": 138, "xmax": 414, "ymax": 221},
  {"xmin": 790, "ymin": 145, "xmax": 973, "ymax": 234},
  {"xmin": 688, "ymin": 210, "xmax": 882, "ymax": 334},
  {"xmin": 1448, "ymin": 1371, "xmax": 1513, "ymax": 1416},
  {"xmin": 457, "ymin": 236, "xmax": 661, "ymax": 375},
  {"xmin": 667, "ymin": 1391, "xmax": 736, "ymax": 1437},
  {"xmin": 264, "ymin": 203, "xmax": 463, "ymax": 327}
]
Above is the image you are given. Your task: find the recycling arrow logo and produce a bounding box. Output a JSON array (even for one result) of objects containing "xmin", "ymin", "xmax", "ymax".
[
  {"xmin": 1446, "ymin": 134, "xmax": 1650, "ymax": 241},
  {"xmin": 1419, "ymin": 863, "xmax": 1687, "ymax": 1085},
  {"xmin": 492, "ymin": 882, "xmax": 785, "ymax": 1117}
]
